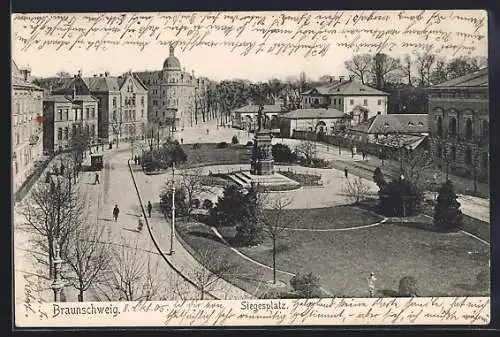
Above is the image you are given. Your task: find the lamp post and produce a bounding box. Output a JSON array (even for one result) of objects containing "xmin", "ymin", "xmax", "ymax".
[
  {"xmin": 51, "ymin": 238, "xmax": 64, "ymax": 302},
  {"xmin": 169, "ymin": 162, "xmax": 176, "ymax": 255}
]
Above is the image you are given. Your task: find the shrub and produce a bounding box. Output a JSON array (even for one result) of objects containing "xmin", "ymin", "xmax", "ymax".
[
  {"xmin": 159, "ymin": 186, "xmax": 189, "ymax": 217},
  {"xmin": 191, "ymin": 143, "xmax": 201, "ymax": 149},
  {"xmin": 272, "ymin": 143, "xmax": 296, "ymax": 163},
  {"xmin": 342, "ymin": 177, "xmax": 371, "ymax": 204},
  {"xmin": 398, "ymin": 276, "xmax": 418, "ymax": 297},
  {"xmin": 202, "ymin": 199, "xmax": 214, "ymax": 209},
  {"xmin": 191, "ymin": 198, "xmax": 201, "ymax": 209},
  {"xmin": 246, "ymin": 141, "xmax": 253, "ymax": 147},
  {"xmin": 310, "ymin": 158, "xmax": 330, "ymax": 168},
  {"xmin": 231, "ymin": 135, "xmax": 239, "ymax": 144},
  {"xmin": 433, "ymin": 180, "xmax": 463, "ymax": 231},
  {"xmin": 216, "ymin": 141, "xmax": 229, "ymax": 149},
  {"xmin": 290, "ymin": 273, "xmax": 322, "ymax": 298},
  {"xmin": 378, "ymin": 178, "xmax": 423, "ymax": 217},
  {"xmin": 373, "ymin": 167, "xmax": 386, "ymax": 189}
]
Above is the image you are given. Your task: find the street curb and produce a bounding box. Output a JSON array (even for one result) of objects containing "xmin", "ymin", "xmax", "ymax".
[{"xmin": 127, "ymin": 160, "xmax": 221, "ymax": 300}]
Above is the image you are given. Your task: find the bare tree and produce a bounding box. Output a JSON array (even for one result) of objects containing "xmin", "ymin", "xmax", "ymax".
[
  {"xmin": 342, "ymin": 176, "xmax": 371, "ymax": 204},
  {"xmin": 345, "ymin": 54, "xmax": 372, "ymax": 84},
  {"xmin": 295, "ymin": 138, "xmax": 318, "ymax": 165},
  {"xmin": 400, "ymin": 148, "xmax": 434, "ymax": 190},
  {"xmin": 189, "ymin": 248, "xmax": 238, "ymax": 300},
  {"xmin": 63, "ymin": 223, "xmax": 111, "ymax": 301},
  {"xmin": 111, "ymin": 111, "xmax": 123, "ymax": 148},
  {"xmin": 19, "ymin": 175, "xmax": 84, "ymax": 278},
  {"xmin": 414, "ymin": 51, "xmax": 436, "ymax": 87},
  {"xmin": 95, "ymin": 237, "xmax": 166, "ymax": 301},
  {"xmin": 179, "ymin": 168, "xmax": 213, "ymax": 215},
  {"xmin": 370, "ymin": 53, "xmax": 402, "ymax": 89},
  {"xmin": 401, "ymin": 54, "xmax": 414, "ymax": 86},
  {"xmin": 261, "ymin": 195, "xmax": 295, "ymax": 284}
]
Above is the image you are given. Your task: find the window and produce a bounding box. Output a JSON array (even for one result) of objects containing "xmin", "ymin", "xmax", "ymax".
[
  {"xmin": 72, "ymin": 124, "xmax": 77, "ymax": 135},
  {"xmin": 86, "ymin": 108, "xmax": 90, "ymax": 120},
  {"xmin": 141, "ymin": 109, "xmax": 144, "ymax": 118},
  {"xmin": 437, "ymin": 116, "xmax": 443, "ymax": 137},
  {"xmin": 363, "ymin": 111, "xmax": 368, "ymax": 121},
  {"xmin": 112, "ymin": 111, "xmax": 116, "ymax": 121},
  {"xmin": 141, "ymin": 97, "xmax": 144, "ymax": 106},
  {"xmin": 16, "ymin": 133, "xmax": 20, "ymax": 145},
  {"xmin": 113, "ymin": 97, "xmax": 117, "ymax": 107},
  {"xmin": 333, "ymin": 98, "xmax": 336, "ymax": 105},
  {"xmin": 350, "ymin": 99, "xmax": 354, "ymax": 105},
  {"xmin": 65, "ymin": 109, "xmax": 69, "ymax": 120},
  {"xmin": 58, "ymin": 109, "xmax": 63, "ymax": 120},
  {"xmin": 57, "ymin": 128, "xmax": 63, "ymax": 140},
  {"xmin": 155, "ymin": 111, "xmax": 158, "ymax": 117},
  {"xmin": 363, "ymin": 99, "xmax": 368, "ymax": 106},
  {"xmin": 133, "ymin": 111, "xmax": 136, "ymax": 120},
  {"xmin": 465, "ymin": 146, "xmax": 472, "ymax": 165},
  {"xmin": 14, "ymin": 160, "xmax": 18, "ymax": 174},
  {"xmin": 91, "ymin": 108, "xmax": 95, "ymax": 118},
  {"xmin": 162, "ymin": 111, "xmax": 165, "ymax": 117},
  {"xmin": 64, "ymin": 127, "xmax": 69, "ymax": 140},
  {"xmin": 91, "ymin": 124, "xmax": 95, "ymax": 136},
  {"xmin": 449, "ymin": 117, "xmax": 457, "ymax": 137},
  {"xmin": 465, "ymin": 119, "xmax": 473, "ymax": 140},
  {"xmin": 86, "ymin": 124, "xmax": 90, "ymax": 134},
  {"xmin": 482, "ymin": 120, "xmax": 489, "ymax": 138},
  {"xmin": 377, "ymin": 99, "xmax": 382, "ymax": 105}
]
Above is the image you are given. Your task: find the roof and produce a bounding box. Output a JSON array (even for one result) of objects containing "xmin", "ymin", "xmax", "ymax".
[
  {"xmin": 233, "ymin": 104, "xmax": 284, "ymax": 113},
  {"xmin": 84, "ymin": 74, "xmax": 148, "ymax": 93},
  {"xmin": 12, "ymin": 59, "xmax": 44, "ymax": 90},
  {"xmin": 430, "ymin": 68, "xmax": 488, "ymax": 89},
  {"xmin": 303, "ymin": 80, "xmax": 389, "ymax": 96},
  {"xmin": 72, "ymin": 95, "xmax": 98, "ymax": 102},
  {"xmin": 163, "ymin": 46, "xmax": 181, "ymax": 70},
  {"xmin": 351, "ymin": 114, "xmax": 429, "ymax": 134},
  {"xmin": 44, "ymin": 94, "xmax": 97, "ymax": 103},
  {"xmin": 282, "ymin": 108, "xmax": 347, "ymax": 119}
]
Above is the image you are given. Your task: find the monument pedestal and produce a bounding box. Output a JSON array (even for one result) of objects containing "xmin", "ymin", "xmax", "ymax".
[{"xmin": 251, "ymin": 130, "xmax": 274, "ymax": 175}]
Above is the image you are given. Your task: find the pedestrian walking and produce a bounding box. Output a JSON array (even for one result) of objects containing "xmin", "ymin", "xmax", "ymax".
[
  {"xmin": 362, "ymin": 151, "xmax": 366, "ymax": 160},
  {"xmin": 368, "ymin": 272, "xmax": 377, "ymax": 297},
  {"xmin": 344, "ymin": 167, "xmax": 349, "ymax": 179},
  {"xmin": 94, "ymin": 173, "xmax": 100, "ymax": 184},
  {"xmin": 113, "ymin": 204, "xmax": 119, "ymax": 221},
  {"xmin": 147, "ymin": 201, "xmax": 152, "ymax": 218},
  {"xmin": 137, "ymin": 215, "xmax": 144, "ymax": 232}
]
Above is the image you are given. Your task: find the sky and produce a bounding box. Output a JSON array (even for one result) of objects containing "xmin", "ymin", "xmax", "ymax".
[{"xmin": 11, "ymin": 10, "xmax": 488, "ymax": 82}]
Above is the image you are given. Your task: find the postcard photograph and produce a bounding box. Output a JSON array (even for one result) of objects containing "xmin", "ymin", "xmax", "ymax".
[{"xmin": 11, "ymin": 9, "xmax": 490, "ymax": 328}]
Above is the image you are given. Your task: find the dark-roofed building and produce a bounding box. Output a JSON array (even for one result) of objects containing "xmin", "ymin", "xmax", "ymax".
[
  {"xmin": 12, "ymin": 60, "xmax": 45, "ymax": 193},
  {"xmin": 232, "ymin": 104, "xmax": 285, "ymax": 131},
  {"xmin": 427, "ymin": 68, "xmax": 489, "ymax": 182},
  {"xmin": 134, "ymin": 46, "xmax": 215, "ymax": 134},
  {"xmin": 84, "ymin": 71, "xmax": 148, "ymax": 145},
  {"xmin": 349, "ymin": 114, "xmax": 429, "ymax": 142},
  {"xmin": 280, "ymin": 108, "xmax": 350, "ymax": 138},
  {"xmin": 301, "ymin": 77, "xmax": 390, "ymax": 126}
]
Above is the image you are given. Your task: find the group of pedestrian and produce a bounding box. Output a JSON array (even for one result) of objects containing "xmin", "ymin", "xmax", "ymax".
[
  {"xmin": 111, "ymin": 201, "xmax": 153, "ymax": 233},
  {"xmin": 133, "ymin": 155, "xmax": 142, "ymax": 165}
]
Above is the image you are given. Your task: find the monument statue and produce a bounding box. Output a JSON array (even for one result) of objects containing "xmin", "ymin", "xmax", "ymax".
[{"xmin": 251, "ymin": 105, "xmax": 274, "ymax": 175}]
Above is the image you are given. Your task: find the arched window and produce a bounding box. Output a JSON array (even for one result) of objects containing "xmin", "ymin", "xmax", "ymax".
[
  {"xmin": 449, "ymin": 117, "xmax": 457, "ymax": 137},
  {"xmin": 437, "ymin": 116, "xmax": 443, "ymax": 137},
  {"xmin": 465, "ymin": 146, "xmax": 472, "ymax": 165},
  {"xmin": 465, "ymin": 119, "xmax": 473, "ymax": 140},
  {"xmin": 482, "ymin": 120, "xmax": 489, "ymax": 138}
]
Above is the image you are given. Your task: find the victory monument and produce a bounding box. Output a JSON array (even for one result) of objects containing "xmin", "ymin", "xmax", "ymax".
[
  {"xmin": 229, "ymin": 105, "xmax": 300, "ymax": 190},
  {"xmin": 251, "ymin": 105, "xmax": 274, "ymax": 175}
]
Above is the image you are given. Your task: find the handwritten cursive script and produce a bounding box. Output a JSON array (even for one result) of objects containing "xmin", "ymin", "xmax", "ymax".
[{"xmin": 12, "ymin": 10, "xmax": 487, "ymax": 57}]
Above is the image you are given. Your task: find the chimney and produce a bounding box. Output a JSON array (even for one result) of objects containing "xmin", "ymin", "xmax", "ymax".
[
  {"xmin": 20, "ymin": 68, "xmax": 31, "ymax": 82},
  {"xmin": 99, "ymin": 74, "xmax": 103, "ymax": 77},
  {"xmin": 105, "ymin": 71, "xmax": 110, "ymax": 77},
  {"xmin": 93, "ymin": 74, "xmax": 97, "ymax": 77},
  {"xmin": 77, "ymin": 70, "xmax": 82, "ymax": 77},
  {"xmin": 339, "ymin": 76, "xmax": 345, "ymax": 82}
]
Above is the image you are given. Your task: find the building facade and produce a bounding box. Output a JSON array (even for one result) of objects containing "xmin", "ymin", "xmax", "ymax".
[
  {"xmin": 85, "ymin": 72, "xmax": 148, "ymax": 145},
  {"xmin": 232, "ymin": 104, "xmax": 285, "ymax": 131},
  {"xmin": 280, "ymin": 108, "xmax": 350, "ymax": 138},
  {"xmin": 427, "ymin": 68, "xmax": 489, "ymax": 182},
  {"xmin": 134, "ymin": 46, "xmax": 213, "ymax": 133},
  {"xmin": 12, "ymin": 61, "xmax": 45, "ymax": 193},
  {"xmin": 301, "ymin": 78, "xmax": 389, "ymax": 126},
  {"xmin": 40, "ymin": 74, "xmax": 99, "ymax": 154}
]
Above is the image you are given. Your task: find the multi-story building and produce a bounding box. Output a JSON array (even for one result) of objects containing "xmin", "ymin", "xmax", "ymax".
[
  {"xmin": 301, "ymin": 77, "xmax": 389, "ymax": 126},
  {"xmin": 40, "ymin": 73, "xmax": 99, "ymax": 154},
  {"xmin": 84, "ymin": 71, "xmax": 148, "ymax": 145},
  {"xmin": 134, "ymin": 46, "xmax": 214, "ymax": 132},
  {"xmin": 427, "ymin": 68, "xmax": 489, "ymax": 182},
  {"xmin": 12, "ymin": 60, "xmax": 44, "ymax": 192}
]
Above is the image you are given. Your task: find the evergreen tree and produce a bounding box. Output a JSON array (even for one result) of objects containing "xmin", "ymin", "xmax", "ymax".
[
  {"xmin": 373, "ymin": 167, "xmax": 386, "ymax": 189},
  {"xmin": 433, "ymin": 180, "xmax": 463, "ymax": 231}
]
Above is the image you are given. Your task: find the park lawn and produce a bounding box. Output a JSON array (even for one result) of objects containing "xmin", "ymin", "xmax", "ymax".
[
  {"xmin": 181, "ymin": 143, "xmax": 252, "ymax": 167},
  {"xmin": 262, "ymin": 206, "xmax": 383, "ymax": 230},
  {"xmin": 176, "ymin": 220, "xmax": 294, "ymax": 298},
  {"xmin": 240, "ymin": 222, "xmax": 489, "ymax": 297}
]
